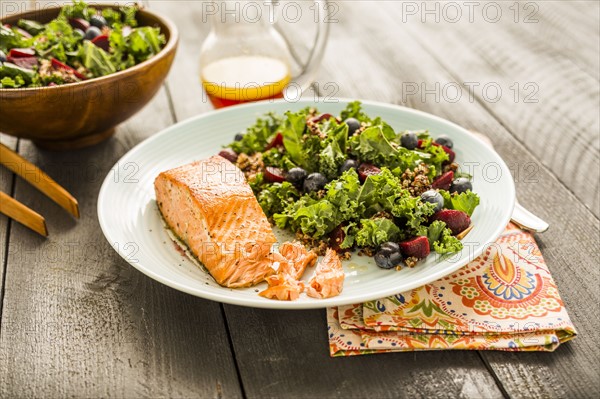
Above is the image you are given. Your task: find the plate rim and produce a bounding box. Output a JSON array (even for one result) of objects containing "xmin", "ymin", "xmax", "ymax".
[{"xmin": 98, "ymin": 98, "xmax": 515, "ymax": 309}]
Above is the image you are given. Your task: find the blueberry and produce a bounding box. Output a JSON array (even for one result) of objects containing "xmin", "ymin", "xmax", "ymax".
[
  {"xmin": 344, "ymin": 118, "xmax": 361, "ymax": 136},
  {"xmin": 400, "ymin": 132, "xmax": 418, "ymax": 150},
  {"xmin": 435, "ymin": 135, "xmax": 454, "ymax": 149},
  {"xmin": 234, "ymin": 133, "xmax": 244, "ymax": 141},
  {"xmin": 450, "ymin": 177, "xmax": 472, "ymax": 194},
  {"xmin": 73, "ymin": 28, "xmax": 85, "ymax": 39},
  {"xmin": 339, "ymin": 159, "xmax": 359, "ymax": 175},
  {"xmin": 286, "ymin": 167, "xmax": 307, "ymax": 185},
  {"xmin": 375, "ymin": 246, "xmax": 404, "ymax": 269},
  {"xmin": 421, "ymin": 189, "xmax": 444, "ymax": 212},
  {"xmin": 303, "ymin": 172, "xmax": 327, "ymax": 192},
  {"xmin": 388, "ymin": 252, "xmax": 404, "ymax": 267},
  {"xmin": 84, "ymin": 26, "xmax": 102, "ymax": 41},
  {"xmin": 90, "ymin": 15, "xmax": 107, "ymax": 29},
  {"xmin": 380, "ymin": 241, "xmax": 400, "ymax": 254},
  {"xmin": 0, "ymin": 50, "xmax": 6, "ymax": 63}
]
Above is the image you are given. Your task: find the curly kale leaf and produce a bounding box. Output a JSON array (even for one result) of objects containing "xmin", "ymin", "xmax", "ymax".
[
  {"xmin": 428, "ymin": 221, "xmax": 463, "ymax": 254},
  {"xmin": 257, "ymin": 182, "xmax": 301, "ymax": 217},
  {"xmin": 355, "ymin": 218, "xmax": 401, "ymax": 247},
  {"xmin": 229, "ymin": 112, "xmax": 283, "ymax": 155}
]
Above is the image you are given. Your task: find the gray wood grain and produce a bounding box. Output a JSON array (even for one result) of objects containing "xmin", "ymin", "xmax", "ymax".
[
  {"xmin": 160, "ymin": 0, "xmax": 599, "ymax": 397},
  {"xmin": 0, "ymin": 135, "xmax": 18, "ymax": 307},
  {"xmin": 399, "ymin": 0, "xmax": 600, "ymax": 216},
  {"xmin": 156, "ymin": 1, "xmax": 517, "ymax": 398},
  {"xmin": 322, "ymin": 2, "xmax": 600, "ymax": 397},
  {"xmin": 225, "ymin": 307, "xmax": 505, "ymax": 399},
  {"xmin": 153, "ymin": 1, "xmax": 509, "ymax": 398},
  {"xmin": 148, "ymin": 1, "xmax": 214, "ymax": 121},
  {"xmin": 1, "ymin": 0, "xmax": 598, "ymax": 398},
  {"xmin": 2, "ymin": 2, "xmax": 240, "ymax": 398},
  {"xmin": 0, "ymin": 91, "xmax": 241, "ymax": 397}
]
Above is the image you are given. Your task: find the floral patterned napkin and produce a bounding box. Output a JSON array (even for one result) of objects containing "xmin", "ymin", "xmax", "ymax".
[{"xmin": 327, "ymin": 223, "xmax": 577, "ymax": 356}]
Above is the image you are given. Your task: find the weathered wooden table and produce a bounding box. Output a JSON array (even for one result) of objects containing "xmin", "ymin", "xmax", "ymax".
[{"xmin": 1, "ymin": 1, "xmax": 599, "ymax": 397}]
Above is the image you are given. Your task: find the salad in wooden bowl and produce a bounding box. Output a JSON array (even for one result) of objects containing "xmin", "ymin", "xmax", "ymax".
[{"xmin": 0, "ymin": 1, "xmax": 178, "ymax": 149}]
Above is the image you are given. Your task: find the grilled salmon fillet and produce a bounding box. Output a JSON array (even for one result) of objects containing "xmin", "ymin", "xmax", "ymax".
[{"xmin": 154, "ymin": 155, "xmax": 279, "ymax": 288}]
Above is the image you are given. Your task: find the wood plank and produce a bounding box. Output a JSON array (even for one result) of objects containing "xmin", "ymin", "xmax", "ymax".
[
  {"xmin": 0, "ymin": 90, "xmax": 242, "ymax": 398},
  {"xmin": 162, "ymin": 3, "xmax": 598, "ymax": 397},
  {"xmin": 155, "ymin": 1, "xmax": 505, "ymax": 397},
  {"xmin": 226, "ymin": 307, "xmax": 505, "ymax": 399},
  {"xmin": 151, "ymin": 2, "xmax": 512, "ymax": 397},
  {"xmin": 0, "ymin": 135, "xmax": 18, "ymax": 307},
  {"xmin": 397, "ymin": 0, "xmax": 600, "ymax": 216},
  {"xmin": 328, "ymin": 2, "xmax": 598, "ymax": 397},
  {"xmin": 0, "ymin": 2, "xmax": 242, "ymax": 394},
  {"xmin": 0, "ymin": 89, "xmax": 242, "ymax": 398},
  {"xmin": 1, "ymin": 0, "xmax": 595, "ymax": 397},
  {"xmin": 522, "ymin": 0, "xmax": 599, "ymax": 79},
  {"xmin": 148, "ymin": 1, "xmax": 213, "ymax": 121}
]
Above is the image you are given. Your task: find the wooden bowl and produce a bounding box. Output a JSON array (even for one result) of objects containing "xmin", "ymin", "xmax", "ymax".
[{"xmin": 0, "ymin": 5, "xmax": 178, "ymax": 150}]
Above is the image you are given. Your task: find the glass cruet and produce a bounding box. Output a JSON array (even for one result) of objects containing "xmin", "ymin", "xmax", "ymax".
[{"xmin": 199, "ymin": 0, "xmax": 330, "ymax": 107}]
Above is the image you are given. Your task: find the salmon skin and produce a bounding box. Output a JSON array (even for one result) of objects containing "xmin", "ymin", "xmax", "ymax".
[{"xmin": 154, "ymin": 155, "xmax": 280, "ymax": 288}]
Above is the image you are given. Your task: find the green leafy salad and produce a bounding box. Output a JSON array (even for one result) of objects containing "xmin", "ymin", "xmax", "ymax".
[
  {"xmin": 0, "ymin": 0, "xmax": 165, "ymax": 88},
  {"xmin": 219, "ymin": 102, "xmax": 480, "ymax": 269}
]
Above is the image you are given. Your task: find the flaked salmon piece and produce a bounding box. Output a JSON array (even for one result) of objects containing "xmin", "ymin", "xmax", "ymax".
[
  {"xmin": 154, "ymin": 155, "xmax": 278, "ymax": 288},
  {"xmin": 264, "ymin": 251, "xmax": 291, "ymax": 287},
  {"xmin": 258, "ymin": 242, "xmax": 317, "ymax": 301},
  {"xmin": 261, "ymin": 242, "xmax": 317, "ymax": 301},
  {"xmin": 259, "ymin": 274, "xmax": 304, "ymax": 301},
  {"xmin": 306, "ymin": 249, "xmax": 345, "ymax": 299},
  {"xmin": 277, "ymin": 242, "xmax": 318, "ymax": 281}
]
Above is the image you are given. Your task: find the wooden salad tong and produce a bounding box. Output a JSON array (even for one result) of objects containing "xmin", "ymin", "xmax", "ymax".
[{"xmin": 0, "ymin": 143, "xmax": 79, "ymax": 236}]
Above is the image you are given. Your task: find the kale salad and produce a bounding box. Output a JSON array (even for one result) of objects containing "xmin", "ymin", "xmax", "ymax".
[
  {"xmin": 220, "ymin": 102, "xmax": 480, "ymax": 270},
  {"xmin": 0, "ymin": 0, "xmax": 165, "ymax": 88}
]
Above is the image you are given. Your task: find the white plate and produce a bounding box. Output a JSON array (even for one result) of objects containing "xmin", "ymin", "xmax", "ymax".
[{"xmin": 98, "ymin": 99, "xmax": 515, "ymax": 309}]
